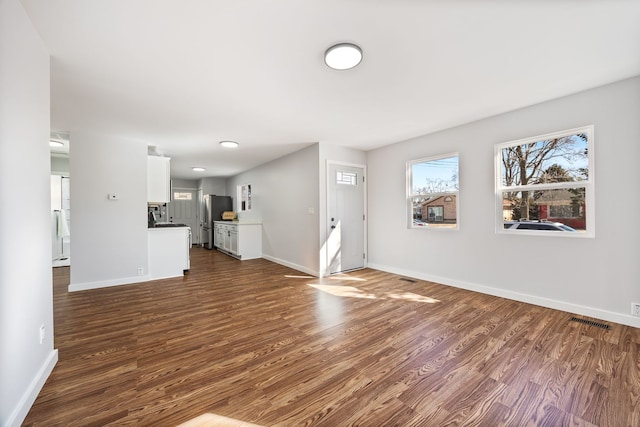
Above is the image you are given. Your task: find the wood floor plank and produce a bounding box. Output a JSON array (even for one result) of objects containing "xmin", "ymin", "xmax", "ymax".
[{"xmin": 23, "ymin": 248, "xmax": 640, "ymax": 426}]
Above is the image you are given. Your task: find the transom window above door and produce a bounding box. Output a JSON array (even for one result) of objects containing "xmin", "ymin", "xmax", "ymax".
[{"xmin": 173, "ymin": 192, "xmax": 192, "ymax": 200}]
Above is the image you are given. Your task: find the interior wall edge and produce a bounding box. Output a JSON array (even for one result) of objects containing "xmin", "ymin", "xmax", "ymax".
[
  {"xmin": 4, "ymin": 350, "xmax": 58, "ymax": 427},
  {"xmin": 261, "ymin": 254, "xmax": 319, "ymax": 278},
  {"xmin": 68, "ymin": 275, "xmax": 151, "ymax": 293}
]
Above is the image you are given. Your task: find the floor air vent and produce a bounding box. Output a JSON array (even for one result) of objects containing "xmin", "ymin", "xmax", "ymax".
[
  {"xmin": 399, "ymin": 278, "xmax": 417, "ymax": 283},
  {"xmin": 569, "ymin": 317, "xmax": 610, "ymax": 330}
]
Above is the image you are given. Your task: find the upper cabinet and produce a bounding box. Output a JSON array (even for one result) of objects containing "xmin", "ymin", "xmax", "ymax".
[{"xmin": 147, "ymin": 156, "xmax": 171, "ymax": 203}]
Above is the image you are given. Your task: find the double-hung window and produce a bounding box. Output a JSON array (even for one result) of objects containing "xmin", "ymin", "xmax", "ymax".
[
  {"xmin": 407, "ymin": 153, "xmax": 459, "ymax": 229},
  {"xmin": 495, "ymin": 125, "xmax": 594, "ymax": 237}
]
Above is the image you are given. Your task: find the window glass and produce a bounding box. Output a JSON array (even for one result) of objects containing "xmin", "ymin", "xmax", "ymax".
[
  {"xmin": 407, "ymin": 153, "xmax": 459, "ymax": 229},
  {"xmin": 336, "ymin": 171, "xmax": 357, "ymax": 186},
  {"xmin": 173, "ymin": 192, "xmax": 192, "ymax": 200},
  {"xmin": 497, "ymin": 126, "xmax": 593, "ymax": 236}
]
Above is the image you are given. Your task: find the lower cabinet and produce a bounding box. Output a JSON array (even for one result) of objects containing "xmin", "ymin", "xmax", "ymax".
[
  {"xmin": 213, "ymin": 222, "xmax": 261, "ymax": 260},
  {"xmin": 214, "ymin": 224, "xmax": 224, "ymax": 248},
  {"xmin": 148, "ymin": 227, "xmax": 191, "ymax": 279}
]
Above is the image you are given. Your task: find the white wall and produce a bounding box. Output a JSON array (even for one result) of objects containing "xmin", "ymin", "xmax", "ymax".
[
  {"xmin": 226, "ymin": 144, "xmax": 320, "ymax": 275},
  {"xmin": 172, "ymin": 178, "xmax": 198, "ymax": 189},
  {"xmin": 0, "ymin": 1, "xmax": 57, "ymax": 425},
  {"xmin": 69, "ymin": 132, "xmax": 149, "ymax": 291},
  {"xmin": 199, "ymin": 177, "xmax": 227, "ymax": 196},
  {"xmin": 368, "ymin": 76, "xmax": 640, "ymax": 328}
]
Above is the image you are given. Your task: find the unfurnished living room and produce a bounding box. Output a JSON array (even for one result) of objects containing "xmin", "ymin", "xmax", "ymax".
[{"xmin": 2, "ymin": 1, "xmax": 639, "ymax": 426}]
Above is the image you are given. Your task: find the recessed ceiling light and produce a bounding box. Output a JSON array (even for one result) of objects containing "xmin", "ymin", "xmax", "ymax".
[
  {"xmin": 220, "ymin": 141, "xmax": 239, "ymax": 148},
  {"xmin": 324, "ymin": 43, "xmax": 363, "ymax": 70},
  {"xmin": 49, "ymin": 140, "xmax": 64, "ymax": 147},
  {"xmin": 192, "ymin": 167, "xmax": 205, "ymax": 172}
]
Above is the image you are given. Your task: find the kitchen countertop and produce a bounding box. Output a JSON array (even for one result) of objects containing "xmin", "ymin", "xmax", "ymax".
[{"xmin": 149, "ymin": 223, "xmax": 190, "ymax": 229}]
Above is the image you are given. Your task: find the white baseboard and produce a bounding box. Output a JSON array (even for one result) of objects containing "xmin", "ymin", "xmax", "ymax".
[
  {"xmin": 368, "ymin": 262, "xmax": 640, "ymax": 329},
  {"xmin": 69, "ymin": 274, "xmax": 151, "ymax": 292},
  {"xmin": 6, "ymin": 349, "xmax": 58, "ymax": 427},
  {"xmin": 262, "ymin": 254, "xmax": 319, "ymax": 277}
]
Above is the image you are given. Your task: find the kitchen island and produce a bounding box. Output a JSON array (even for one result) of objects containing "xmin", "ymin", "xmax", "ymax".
[
  {"xmin": 148, "ymin": 225, "xmax": 191, "ymax": 280},
  {"xmin": 213, "ymin": 221, "xmax": 261, "ymax": 260}
]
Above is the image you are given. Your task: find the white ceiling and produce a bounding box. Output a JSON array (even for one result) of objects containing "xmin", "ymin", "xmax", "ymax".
[{"xmin": 23, "ymin": 0, "xmax": 640, "ymax": 179}]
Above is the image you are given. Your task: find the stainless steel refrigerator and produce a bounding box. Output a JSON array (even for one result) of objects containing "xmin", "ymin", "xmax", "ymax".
[{"xmin": 202, "ymin": 195, "xmax": 232, "ymax": 249}]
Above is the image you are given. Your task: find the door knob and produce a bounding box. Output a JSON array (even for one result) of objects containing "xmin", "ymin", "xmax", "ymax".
[{"xmin": 331, "ymin": 225, "xmax": 336, "ymax": 229}]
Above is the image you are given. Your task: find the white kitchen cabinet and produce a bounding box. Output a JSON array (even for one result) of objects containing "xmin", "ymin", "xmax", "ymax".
[
  {"xmin": 214, "ymin": 224, "xmax": 224, "ymax": 248},
  {"xmin": 213, "ymin": 221, "xmax": 261, "ymax": 260},
  {"xmin": 148, "ymin": 226, "xmax": 190, "ymax": 279},
  {"xmin": 147, "ymin": 156, "xmax": 171, "ymax": 203}
]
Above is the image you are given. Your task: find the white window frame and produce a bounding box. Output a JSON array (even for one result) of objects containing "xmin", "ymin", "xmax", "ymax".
[
  {"xmin": 406, "ymin": 152, "xmax": 459, "ymax": 230},
  {"xmin": 495, "ymin": 125, "xmax": 595, "ymax": 237}
]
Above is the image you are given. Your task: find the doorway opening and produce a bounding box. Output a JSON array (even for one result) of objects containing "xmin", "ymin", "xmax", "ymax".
[
  {"xmin": 51, "ymin": 132, "xmax": 70, "ymax": 267},
  {"xmin": 326, "ymin": 162, "xmax": 367, "ymax": 275}
]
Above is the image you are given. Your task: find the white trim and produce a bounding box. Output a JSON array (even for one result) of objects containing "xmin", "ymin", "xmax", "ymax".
[
  {"xmin": 495, "ymin": 125, "xmax": 595, "ymax": 155},
  {"xmin": 69, "ymin": 274, "xmax": 151, "ymax": 292},
  {"xmin": 325, "ymin": 160, "xmax": 368, "ymax": 276},
  {"xmin": 368, "ymin": 262, "xmax": 640, "ymax": 329},
  {"xmin": 6, "ymin": 349, "xmax": 58, "ymax": 427},
  {"xmin": 262, "ymin": 254, "xmax": 319, "ymax": 277}
]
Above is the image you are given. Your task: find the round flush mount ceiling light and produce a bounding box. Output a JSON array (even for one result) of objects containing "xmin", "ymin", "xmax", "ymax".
[
  {"xmin": 324, "ymin": 43, "xmax": 363, "ymax": 70},
  {"xmin": 220, "ymin": 140, "xmax": 239, "ymax": 148},
  {"xmin": 192, "ymin": 167, "xmax": 205, "ymax": 172}
]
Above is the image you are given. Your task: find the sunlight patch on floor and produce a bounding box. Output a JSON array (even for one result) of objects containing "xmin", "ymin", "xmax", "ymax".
[
  {"xmin": 327, "ymin": 274, "xmax": 367, "ymax": 282},
  {"xmin": 176, "ymin": 413, "xmax": 265, "ymax": 427},
  {"xmin": 308, "ymin": 284, "xmax": 439, "ymax": 303},
  {"xmin": 386, "ymin": 291, "xmax": 439, "ymax": 303},
  {"xmin": 308, "ymin": 284, "xmax": 377, "ymax": 299},
  {"xmin": 285, "ymin": 274, "xmax": 367, "ymax": 282}
]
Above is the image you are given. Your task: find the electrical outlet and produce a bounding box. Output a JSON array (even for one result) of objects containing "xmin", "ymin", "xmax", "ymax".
[
  {"xmin": 137, "ymin": 267, "xmax": 144, "ymax": 276},
  {"xmin": 631, "ymin": 302, "xmax": 640, "ymax": 317},
  {"xmin": 39, "ymin": 324, "xmax": 45, "ymax": 344}
]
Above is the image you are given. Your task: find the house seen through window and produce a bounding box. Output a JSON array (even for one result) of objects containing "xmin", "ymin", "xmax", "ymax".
[
  {"xmin": 407, "ymin": 153, "xmax": 459, "ymax": 229},
  {"xmin": 496, "ymin": 125, "xmax": 594, "ymax": 236}
]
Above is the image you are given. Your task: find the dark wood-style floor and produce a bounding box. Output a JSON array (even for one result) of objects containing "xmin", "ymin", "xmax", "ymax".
[{"xmin": 24, "ymin": 248, "xmax": 639, "ymax": 426}]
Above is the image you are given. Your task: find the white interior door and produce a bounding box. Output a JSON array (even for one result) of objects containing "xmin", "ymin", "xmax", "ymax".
[
  {"xmin": 168, "ymin": 189, "xmax": 199, "ymax": 244},
  {"xmin": 327, "ymin": 163, "xmax": 365, "ymax": 274}
]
